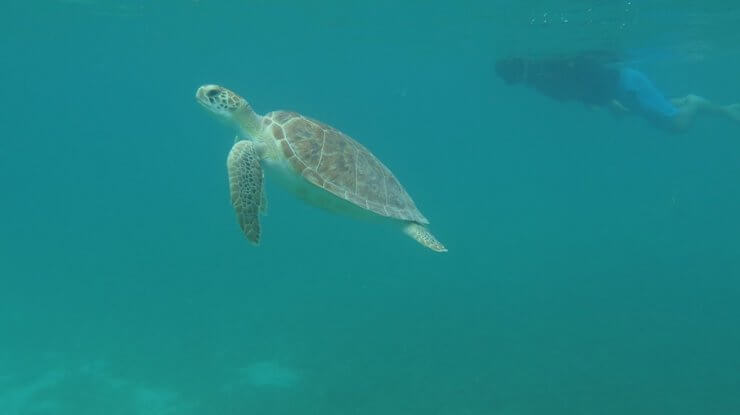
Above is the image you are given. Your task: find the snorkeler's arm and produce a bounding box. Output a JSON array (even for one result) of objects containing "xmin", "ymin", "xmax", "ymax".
[{"xmin": 609, "ymin": 99, "xmax": 630, "ymax": 113}]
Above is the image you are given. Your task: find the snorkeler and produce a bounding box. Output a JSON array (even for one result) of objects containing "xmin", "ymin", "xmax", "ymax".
[{"xmin": 494, "ymin": 51, "xmax": 740, "ymax": 132}]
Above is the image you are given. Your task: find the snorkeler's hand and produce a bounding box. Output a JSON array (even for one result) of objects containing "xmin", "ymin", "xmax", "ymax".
[{"xmin": 610, "ymin": 99, "xmax": 630, "ymax": 113}]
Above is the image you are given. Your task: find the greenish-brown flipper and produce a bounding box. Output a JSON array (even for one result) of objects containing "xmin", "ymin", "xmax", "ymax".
[{"xmin": 227, "ymin": 140, "xmax": 263, "ymax": 244}]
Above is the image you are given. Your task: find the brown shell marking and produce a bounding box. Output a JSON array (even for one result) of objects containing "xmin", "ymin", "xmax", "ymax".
[{"xmin": 263, "ymin": 111, "xmax": 428, "ymax": 224}]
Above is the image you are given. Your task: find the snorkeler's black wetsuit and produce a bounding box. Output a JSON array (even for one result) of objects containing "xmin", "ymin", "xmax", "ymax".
[{"xmin": 521, "ymin": 55, "xmax": 620, "ymax": 107}]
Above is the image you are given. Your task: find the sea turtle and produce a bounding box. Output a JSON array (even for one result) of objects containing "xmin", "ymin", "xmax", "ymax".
[{"xmin": 195, "ymin": 84, "xmax": 446, "ymax": 252}]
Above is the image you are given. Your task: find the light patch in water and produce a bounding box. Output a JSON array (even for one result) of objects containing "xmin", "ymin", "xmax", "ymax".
[
  {"xmin": 241, "ymin": 360, "xmax": 300, "ymax": 388},
  {"xmin": 0, "ymin": 360, "xmax": 196, "ymax": 415}
]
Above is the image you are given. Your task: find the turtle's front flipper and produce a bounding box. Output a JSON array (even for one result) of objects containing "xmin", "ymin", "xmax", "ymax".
[
  {"xmin": 227, "ymin": 140, "xmax": 264, "ymax": 245},
  {"xmin": 403, "ymin": 222, "xmax": 447, "ymax": 253}
]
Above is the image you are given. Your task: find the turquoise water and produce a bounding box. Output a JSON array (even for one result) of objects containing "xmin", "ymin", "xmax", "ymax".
[{"xmin": 2, "ymin": 1, "xmax": 740, "ymax": 414}]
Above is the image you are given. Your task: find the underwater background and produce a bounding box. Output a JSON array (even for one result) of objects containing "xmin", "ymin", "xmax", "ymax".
[{"xmin": 1, "ymin": 1, "xmax": 739, "ymax": 414}]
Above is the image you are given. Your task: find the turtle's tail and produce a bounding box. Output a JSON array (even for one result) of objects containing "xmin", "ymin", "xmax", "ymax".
[{"xmin": 403, "ymin": 222, "xmax": 447, "ymax": 253}]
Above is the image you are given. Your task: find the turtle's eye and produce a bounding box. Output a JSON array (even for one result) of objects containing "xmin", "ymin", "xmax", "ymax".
[{"xmin": 206, "ymin": 89, "xmax": 221, "ymax": 98}]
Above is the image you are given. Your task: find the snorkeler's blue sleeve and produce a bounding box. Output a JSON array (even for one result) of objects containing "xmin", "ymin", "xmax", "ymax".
[{"xmin": 617, "ymin": 68, "xmax": 678, "ymax": 119}]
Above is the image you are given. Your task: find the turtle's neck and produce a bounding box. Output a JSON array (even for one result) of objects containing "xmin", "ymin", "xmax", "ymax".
[{"xmin": 233, "ymin": 107, "xmax": 262, "ymax": 137}]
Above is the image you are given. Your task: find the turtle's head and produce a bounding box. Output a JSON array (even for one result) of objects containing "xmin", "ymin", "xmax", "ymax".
[
  {"xmin": 196, "ymin": 85, "xmax": 251, "ymax": 119},
  {"xmin": 196, "ymin": 84, "xmax": 261, "ymax": 135}
]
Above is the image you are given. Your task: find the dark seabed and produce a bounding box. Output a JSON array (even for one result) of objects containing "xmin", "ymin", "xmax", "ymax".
[{"xmin": 1, "ymin": 1, "xmax": 739, "ymax": 414}]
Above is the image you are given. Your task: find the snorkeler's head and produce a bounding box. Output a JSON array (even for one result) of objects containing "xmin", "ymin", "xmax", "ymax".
[{"xmin": 495, "ymin": 58, "xmax": 526, "ymax": 84}]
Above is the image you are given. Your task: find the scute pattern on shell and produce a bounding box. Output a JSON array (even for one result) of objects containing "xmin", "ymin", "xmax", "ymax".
[{"xmin": 264, "ymin": 111, "xmax": 428, "ymax": 224}]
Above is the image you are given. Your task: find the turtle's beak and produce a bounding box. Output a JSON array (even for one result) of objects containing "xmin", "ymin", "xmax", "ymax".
[
  {"xmin": 195, "ymin": 85, "xmax": 222, "ymax": 114},
  {"xmin": 196, "ymin": 84, "xmax": 222, "ymax": 101},
  {"xmin": 195, "ymin": 85, "xmax": 210, "ymax": 104}
]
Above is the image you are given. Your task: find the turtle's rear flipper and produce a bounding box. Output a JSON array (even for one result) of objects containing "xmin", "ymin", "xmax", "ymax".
[
  {"xmin": 227, "ymin": 140, "xmax": 264, "ymax": 245},
  {"xmin": 403, "ymin": 223, "xmax": 447, "ymax": 253}
]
